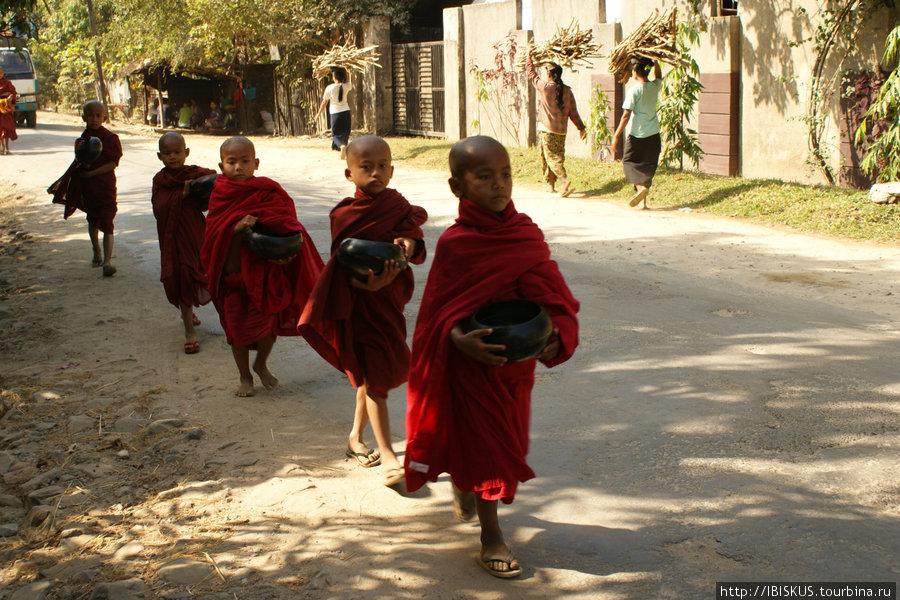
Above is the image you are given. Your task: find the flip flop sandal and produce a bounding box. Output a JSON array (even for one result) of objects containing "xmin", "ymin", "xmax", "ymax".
[
  {"xmin": 476, "ymin": 552, "xmax": 522, "ymax": 579},
  {"xmin": 191, "ymin": 313, "xmax": 201, "ymax": 326},
  {"xmin": 383, "ymin": 467, "xmax": 405, "ymax": 487},
  {"xmin": 183, "ymin": 340, "xmax": 200, "ymax": 354},
  {"xmin": 345, "ymin": 447, "xmax": 381, "ymax": 468}
]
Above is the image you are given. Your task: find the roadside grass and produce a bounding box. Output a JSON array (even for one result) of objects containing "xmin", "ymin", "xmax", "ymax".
[{"xmin": 386, "ymin": 136, "xmax": 899, "ymax": 243}]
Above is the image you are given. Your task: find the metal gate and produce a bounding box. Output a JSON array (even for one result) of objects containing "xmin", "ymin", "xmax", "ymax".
[{"xmin": 392, "ymin": 41, "xmax": 445, "ymax": 136}]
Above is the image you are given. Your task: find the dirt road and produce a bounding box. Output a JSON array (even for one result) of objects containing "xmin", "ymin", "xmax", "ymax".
[{"xmin": 1, "ymin": 112, "xmax": 899, "ymax": 599}]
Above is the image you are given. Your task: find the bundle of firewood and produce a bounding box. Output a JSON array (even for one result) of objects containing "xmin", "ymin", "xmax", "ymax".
[
  {"xmin": 311, "ymin": 42, "xmax": 381, "ymax": 79},
  {"xmin": 608, "ymin": 8, "xmax": 689, "ymax": 83},
  {"xmin": 518, "ymin": 20, "xmax": 602, "ymax": 71}
]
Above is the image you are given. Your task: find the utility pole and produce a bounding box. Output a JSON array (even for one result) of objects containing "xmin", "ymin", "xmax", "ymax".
[{"xmin": 84, "ymin": 0, "xmax": 110, "ymax": 110}]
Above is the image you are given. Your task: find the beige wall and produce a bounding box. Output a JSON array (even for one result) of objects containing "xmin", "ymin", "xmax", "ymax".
[
  {"xmin": 444, "ymin": 0, "xmax": 897, "ymax": 185},
  {"xmin": 460, "ymin": 1, "xmax": 531, "ymax": 146}
]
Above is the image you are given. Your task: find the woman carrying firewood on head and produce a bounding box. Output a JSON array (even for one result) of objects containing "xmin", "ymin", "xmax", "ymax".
[
  {"xmin": 526, "ymin": 46, "xmax": 586, "ymax": 198},
  {"xmin": 315, "ymin": 66, "xmax": 352, "ymax": 159},
  {"xmin": 612, "ymin": 57, "xmax": 662, "ymax": 210}
]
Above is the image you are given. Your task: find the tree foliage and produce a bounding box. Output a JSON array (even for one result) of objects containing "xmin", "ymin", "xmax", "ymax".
[
  {"xmin": 658, "ymin": 9, "xmax": 704, "ymax": 170},
  {"xmin": 856, "ymin": 24, "xmax": 900, "ymax": 182},
  {"xmin": 26, "ymin": 0, "xmax": 416, "ymax": 107},
  {"xmin": 0, "ymin": 0, "xmax": 38, "ymax": 39}
]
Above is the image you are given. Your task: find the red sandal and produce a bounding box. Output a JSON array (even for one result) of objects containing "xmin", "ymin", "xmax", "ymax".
[{"xmin": 183, "ymin": 340, "xmax": 200, "ymax": 354}]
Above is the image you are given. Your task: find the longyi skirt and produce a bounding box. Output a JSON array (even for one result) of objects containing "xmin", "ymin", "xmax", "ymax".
[
  {"xmin": 623, "ymin": 133, "xmax": 661, "ymax": 187},
  {"xmin": 330, "ymin": 109, "xmax": 351, "ymax": 151}
]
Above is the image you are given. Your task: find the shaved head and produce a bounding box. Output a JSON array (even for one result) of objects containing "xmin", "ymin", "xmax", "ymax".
[
  {"xmin": 346, "ymin": 135, "xmax": 391, "ymax": 162},
  {"xmin": 158, "ymin": 131, "xmax": 186, "ymax": 150},
  {"xmin": 449, "ymin": 135, "xmax": 508, "ymax": 178},
  {"xmin": 220, "ymin": 136, "xmax": 255, "ymax": 159}
]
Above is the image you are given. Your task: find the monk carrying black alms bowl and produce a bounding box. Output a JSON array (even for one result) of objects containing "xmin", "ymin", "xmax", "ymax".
[
  {"xmin": 187, "ymin": 173, "xmax": 218, "ymax": 212},
  {"xmin": 74, "ymin": 136, "xmax": 103, "ymax": 165},
  {"xmin": 468, "ymin": 299, "xmax": 553, "ymax": 363},
  {"xmin": 242, "ymin": 221, "xmax": 304, "ymax": 260},
  {"xmin": 337, "ymin": 237, "xmax": 408, "ymax": 282}
]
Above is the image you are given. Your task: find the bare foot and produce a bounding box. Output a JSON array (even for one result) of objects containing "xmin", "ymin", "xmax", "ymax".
[
  {"xmin": 253, "ymin": 364, "xmax": 278, "ymax": 390},
  {"xmin": 546, "ymin": 183, "xmax": 556, "ymax": 193},
  {"xmin": 236, "ymin": 376, "xmax": 254, "ymax": 397},
  {"xmin": 452, "ymin": 482, "xmax": 476, "ymax": 522}
]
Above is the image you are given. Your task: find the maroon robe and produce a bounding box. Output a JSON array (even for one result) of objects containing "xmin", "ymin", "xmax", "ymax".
[
  {"xmin": 200, "ymin": 175, "xmax": 323, "ymax": 346},
  {"xmin": 298, "ymin": 188, "xmax": 427, "ymax": 398},
  {"xmin": 151, "ymin": 165, "xmax": 216, "ymax": 308},
  {"xmin": 0, "ymin": 78, "xmax": 17, "ymax": 141},
  {"xmin": 404, "ymin": 198, "xmax": 579, "ymax": 503},
  {"xmin": 49, "ymin": 126, "xmax": 122, "ymax": 233}
]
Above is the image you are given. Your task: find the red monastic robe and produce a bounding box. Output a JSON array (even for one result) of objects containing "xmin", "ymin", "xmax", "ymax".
[
  {"xmin": 151, "ymin": 165, "xmax": 216, "ymax": 308},
  {"xmin": 404, "ymin": 198, "xmax": 579, "ymax": 503},
  {"xmin": 200, "ymin": 175, "xmax": 323, "ymax": 346},
  {"xmin": 298, "ymin": 188, "xmax": 427, "ymax": 398},
  {"xmin": 0, "ymin": 77, "xmax": 17, "ymax": 141},
  {"xmin": 49, "ymin": 126, "xmax": 122, "ymax": 233}
]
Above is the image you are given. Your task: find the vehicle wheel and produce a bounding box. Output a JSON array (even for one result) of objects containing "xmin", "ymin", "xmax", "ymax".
[{"xmin": 25, "ymin": 111, "xmax": 36, "ymax": 128}]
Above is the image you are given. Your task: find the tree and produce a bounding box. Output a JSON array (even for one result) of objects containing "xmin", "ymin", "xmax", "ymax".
[
  {"xmin": 0, "ymin": 0, "xmax": 38, "ymax": 39},
  {"xmin": 856, "ymin": 25, "xmax": 900, "ymax": 182},
  {"xmin": 658, "ymin": 6, "xmax": 704, "ymax": 170}
]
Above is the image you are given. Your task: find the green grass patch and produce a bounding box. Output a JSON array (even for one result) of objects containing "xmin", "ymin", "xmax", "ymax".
[{"xmin": 386, "ymin": 136, "xmax": 899, "ymax": 243}]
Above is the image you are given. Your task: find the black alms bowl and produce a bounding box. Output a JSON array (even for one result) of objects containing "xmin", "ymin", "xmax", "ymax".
[
  {"xmin": 188, "ymin": 173, "xmax": 218, "ymax": 210},
  {"xmin": 468, "ymin": 299, "xmax": 553, "ymax": 363},
  {"xmin": 242, "ymin": 222, "xmax": 303, "ymax": 260},
  {"xmin": 337, "ymin": 238, "xmax": 408, "ymax": 281},
  {"xmin": 74, "ymin": 136, "xmax": 103, "ymax": 165}
]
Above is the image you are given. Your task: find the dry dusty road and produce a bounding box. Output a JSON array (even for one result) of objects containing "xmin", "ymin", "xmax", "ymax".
[{"xmin": 0, "ymin": 111, "xmax": 899, "ymax": 599}]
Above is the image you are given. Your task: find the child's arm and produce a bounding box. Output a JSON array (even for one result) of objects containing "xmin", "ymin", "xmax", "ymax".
[
  {"xmin": 449, "ymin": 324, "xmax": 507, "ymax": 366},
  {"xmin": 348, "ymin": 259, "xmax": 401, "ymax": 291},
  {"xmin": 79, "ymin": 161, "xmax": 116, "ymax": 178}
]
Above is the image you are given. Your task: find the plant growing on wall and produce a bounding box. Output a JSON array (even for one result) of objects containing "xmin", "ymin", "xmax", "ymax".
[
  {"xmin": 587, "ymin": 86, "xmax": 612, "ymax": 159},
  {"xmin": 468, "ymin": 34, "xmax": 525, "ymax": 143},
  {"xmin": 856, "ymin": 24, "xmax": 900, "ymax": 182},
  {"xmin": 795, "ymin": 0, "xmax": 895, "ymax": 185},
  {"xmin": 658, "ymin": 12, "xmax": 704, "ymax": 170}
]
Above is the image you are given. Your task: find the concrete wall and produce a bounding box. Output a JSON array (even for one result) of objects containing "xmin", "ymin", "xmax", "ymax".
[
  {"xmin": 460, "ymin": 1, "xmax": 531, "ymax": 147},
  {"xmin": 443, "ymin": 7, "xmax": 466, "ymax": 141},
  {"xmin": 443, "ymin": 0, "xmax": 897, "ymax": 185},
  {"xmin": 620, "ymin": 0, "xmax": 896, "ymax": 184}
]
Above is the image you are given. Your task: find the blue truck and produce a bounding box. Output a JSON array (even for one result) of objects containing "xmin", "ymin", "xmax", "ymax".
[{"xmin": 0, "ymin": 37, "xmax": 38, "ymax": 128}]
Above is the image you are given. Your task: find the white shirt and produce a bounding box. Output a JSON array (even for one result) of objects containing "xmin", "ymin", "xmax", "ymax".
[{"xmin": 324, "ymin": 82, "xmax": 352, "ymax": 114}]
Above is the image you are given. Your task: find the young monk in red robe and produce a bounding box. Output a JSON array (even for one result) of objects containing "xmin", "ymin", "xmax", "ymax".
[
  {"xmin": 404, "ymin": 136, "xmax": 579, "ymax": 578},
  {"xmin": 299, "ymin": 135, "xmax": 427, "ymax": 487},
  {"xmin": 151, "ymin": 132, "xmax": 215, "ymax": 354},
  {"xmin": 48, "ymin": 101, "xmax": 123, "ymax": 276},
  {"xmin": 0, "ymin": 67, "xmax": 17, "ymax": 155},
  {"xmin": 201, "ymin": 137, "xmax": 323, "ymax": 397}
]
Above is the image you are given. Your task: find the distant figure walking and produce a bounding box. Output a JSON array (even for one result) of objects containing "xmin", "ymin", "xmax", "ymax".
[
  {"xmin": 315, "ymin": 67, "xmax": 353, "ymax": 159},
  {"xmin": 0, "ymin": 67, "xmax": 18, "ymax": 155},
  {"xmin": 612, "ymin": 57, "xmax": 662, "ymax": 210},
  {"xmin": 526, "ymin": 47, "xmax": 586, "ymax": 198}
]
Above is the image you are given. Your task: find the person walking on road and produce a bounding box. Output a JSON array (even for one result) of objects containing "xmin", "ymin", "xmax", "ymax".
[
  {"xmin": 315, "ymin": 67, "xmax": 353, "ymax": 159},
  {"xmin": 526, "ymin": 48, "xmax": 586, "ymax": 198},
  {"xmin": 0, "ymin": 67, "xmax": 18, "ymax": 155},
  {"xmin": 612, "ymin": 57, "xmax": 663, "ymax": 210}
]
